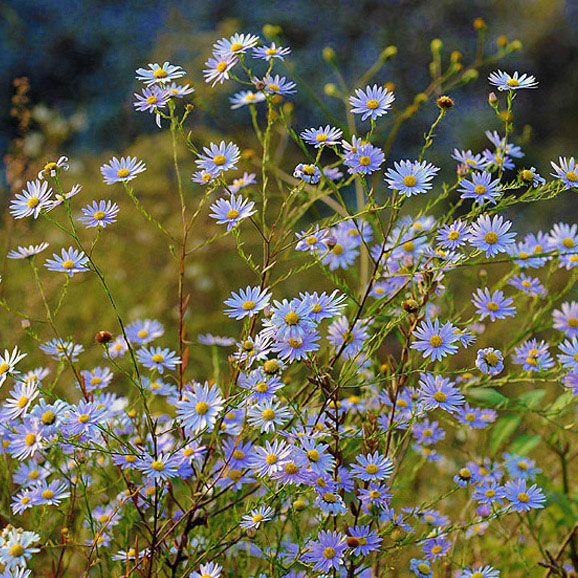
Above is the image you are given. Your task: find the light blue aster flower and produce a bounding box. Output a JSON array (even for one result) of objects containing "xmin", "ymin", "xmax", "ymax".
[
  {"xmin": 349, "ymin": 84, "xmax": 395, "ymax": 121},
  {"xmin": 385, "ymin": 160, "xmax": 439, "ymax": 197},
  {"xmin": 488, "ymin": 70, "xmax": 538, "ymax": 91}
]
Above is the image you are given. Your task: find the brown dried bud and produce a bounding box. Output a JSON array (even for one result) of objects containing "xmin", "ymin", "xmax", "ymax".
[
  {"xmin": 254, "ymin": 80, "xmax": 265, "ymax": 91},
  {"xmin": 346, "ymin": 536, "xmax": 360, "ymax": 548},
  {"xmin": 402, "ymin": 299, "xmax": 420, "ymax": 313},
  {"xmin": 436, "ymin": 95, "xmax": 454, "ymax": 109},
  {"xmin": 95, "ymin": 330, "xmax": 112, "ymax": 344}
]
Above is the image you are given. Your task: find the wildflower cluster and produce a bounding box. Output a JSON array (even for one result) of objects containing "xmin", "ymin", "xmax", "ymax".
[{"xmin": 1, "ymin": 25, "xmax": 577, "ymax": 578}]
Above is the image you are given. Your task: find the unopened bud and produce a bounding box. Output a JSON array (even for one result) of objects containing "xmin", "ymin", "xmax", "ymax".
[
  {"xmin": 95, "ymin": 331, "xmax": 112, "ymax": 344},
  {"xmin": 436, "ymin": 95, "xmax": 454, "ymax": 109},
  {"xmin": 380, "ymin": 46, "xmax": 397, "ymax": 61},
  {"xmin": 509, "ymin": 39, "xmax": 523, "ymax": 52},
  {"xmin": 185, "ymin": 104, "xmax": 194, "ymax": 112},
  {"xmin": 462, "ymin": 69, "xmax": 479, "ymax": 83},
  {"xmin": 21, "ymin": 319, "xmax": 31, "ymax": 330},
  {"xmin": 262, "ymin": 24, "xmax": 282, "ymax": 38},
  {"xmin": 324, "ymin": 83, "xmax": 337, "ymax": 96},
  {"xmin": 322, "ymin": 47, "xmax": 336, "ymax": 63},
  {"xmin": 414, "ymin": 93, "xmax": 428, "ymax": 106},
  {"xmin": 479, "ymin": 269, "xmax": 488, "ymax": 279},
  {"xmin": 430, "ymin": 38, "xmax": 443, "ymax": 53},
  {"xmin": 497, "ymin": 35, "xmax": 508, "ymax": 48},
  {"xmin": 450, "ymin": 50, "xmax": 462, "ymax": 63},
  {"xmin": 293, "ymin": 498, "xmax": 307, "ymax": 511},
  {"xmin": 254, "ymin": 80, "xmax": 265, "ymax": 91},
  {"xmin": 473, "ymin": 17, "xmax": 486, "ymax": 30},
  {"xmin": 402, "ymin": 299, "xmax": 420, "ymax": 313},
  {"xmin": 384, "ymin": 82, "xmax": 396, "ymax": 93},
  {"xmin": 488, "ymin": 92, "xmax": 498, "ymax": 106}
]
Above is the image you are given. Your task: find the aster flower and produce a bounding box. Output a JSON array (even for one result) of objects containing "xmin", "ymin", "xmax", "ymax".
[
  {"xmin": 551, "ymin": 157, "xmax": 578, "ymax": 190},
  {"xmin": 460, "ymin": 566, "xmax": 500, "ymax": 578},
  {"xmin": 295, "ymin": 226, "xmax": 330, "ymax": 254},
  {"xmin": 190, "ymin": 562, "xmax": 222, "ymax": 578},
  {"xmin": 136, "ymin": 62, "xmax": 185, "ymax": 85},
  {"xmin": 133, "ymin": 86, "xmax": 170, "ymax": 127},
  {"xmin": 410, "ymin": 559, "xmax": 433, "ymax": 577},
  {"xmin": 229, "ymin": 172, "xmax": 257, "ymax": 193},
  {"xmin": 302, "ymin": 530, "xmax": 347, "ymax": 573},
  {"xmin": 10, "ymin": 180, "xmax": 53, "ymax": 219},
  {"xmin": 80, "ymin": 366, "xmax": 114, "ymax": 392},
  {"xmin": 350, "ymin": 452, "xmax": 394, "ymax": 482},
  {"xmin": 192, "ymin": 170, "xmax": 217, "ymax": 185},
  {"xmin": 240, "ymin": 505, "xmax": 274, "ymax": 530},
  {"xmin": 300, "ymin": 290, "xmax": 347, "ymax": 322},
  {"xmin": 489, "ymin": 70, "xmax": 538, "ymax": 90},
  {"xmin": 459, "ymin": 171, "xmax": 503, "ymax": 205},
  {"xmin": 301, "ymin": 125, "xmax": 343, "ymax": 148},
  {"xmin": 229, "ymin": 90, "xmax": 266, "ymax": 109},
  {"xmin": 468, "ymin": 214, "xmax": 516, "ymax": 258},
  {"xmin": 504, "ymin": 479, "xmax": 546, "ymax": 512},
  {"xmin": 385, "ymin": 160, "xmax": 439, "ymax": 197},
  {"xmin": 101, "ymin": 156, "xmax": 146, "ymax": 185},
  {"xmin": 38, "ymin": 155, "xmax": 69, "ymax": 180},
  {"xmin": 204, "ymin": 54, "xmax": 238, "ymax": 86},
  {"xmin": 272, "ymin": 332, "xmax": 320, "ymax": 361},
  {"xmin": 253, "ymin": 42, "xmax": 291, "ymax": 61},
  {"xmin": 421, "ymin": 535, "xmax": 451, "ymax": 560},
  {"xmin": 78, "ymin": 200, "xmax": 119, "ymax": 229},
  {"xmin": 267, "ymin": 298, "xmax": 316, "ymax": 341},
  {"xmin": 224, "ymin": 286, "xmax": 271, "ymax": 319},
  {"xmin": 503, "ymin": 453, "xmax": 541, "ymax": 480},
  {"xmin": 213, "ymin": 33, "xmax": 260, "ymax": 58},
  {"xmin": 511, "ymin": 232, "xmax": 552, "ymax": 268},
  {"xmin": 411, "ymin": 319, "xmax": 460, "ymax": 362},
  {"xmin": 1, "ymin": 381, "xmax": 39, "ymax": 420},
  {"xmin": 9, "ymin": 419, "xmax": 45, "ymax": 460},
  {"xmin": 349, "ymin": 84, "xmax": 395, "ymax": 121},
  {"xmin": 126, "ymin": 319, "xmax": 164, "ymax": 345},
  {"xmin": 471, "ymin": 288, "xmax": 516, "ymax": 322},
  {"xmin": 49, "ymin": 183, "xmax": 82, "ymax": 208},
  {"xmin": 7, "ymin": 243, "xmax": 49, "ymax": 260},
  {"xmin": 250, "ymin": 439, "xmax": 292, "ymax": 477},
  {"xmin": 137, "ymin": 452, "xmax": 181, "ymax": 482},
  {"xmin": 0, "ymin": 528, "xmax": 40, "ymax": 569},
  {"xmin": 451, "ymin": 149, "xmax": 490, "ymax": 171},
  {"xmin": 0, "ymin": 347, "xmax": 27, "ymax": 389},
  {"xmin": 321, "ymin": 229, "xmax": 360, "ymax": 270},
  {"xmin": 512, "ymin": 338, "xmax": 554, "ymax": 371},
  {"xmin": 473, "ymin": 480, "xmax": 506, "ymax": 505},
  {"xmin": 106, "ymin": 336, "xmax": 128, "ymax": 359},
  {"xmin": 40, "ymin": 338, "xmax": 84, "ymax": 362},
  {"xmin": 136, "ymin": 346, "xmax": 181, "ymax": 374},
  {"xmin": 64, "ymin": 400, "xmax": 108, "ymax": 437},
  {"xmin": 209, "ymin": 194, "xmax": 256, "ymax": 230},
  {"xmin": 30, "ymin": 479, "xmax": 71, "ymax": 507},
  {"xmin": 346, "ymin": 525, "xmax": 382, "ymax": 555},
  {"xmin": 196, "ymin": 141, "xmax": 241, "ymax": 175},
  {"xmin": 293, "ymin": 163, "xmax": 322, "ymax": 184},
  {"xmin": 44, "ymin": 247, "xmax": 90, "ymax": 277},
  {"xmin": 519, "ymin": 166, "xmax": 545, "ymax": 187},
  {"xmin": 343, "ymin": 142, "xmax": 385, "ymax": 175},
  {"xmin": 509, "ymin": 273, "xmax": 545, "ymax": 296},
  {"xmin": 165, "ymin": 82, "xmax": 194, "ymax": 98},
  {"xmin": 419, "ymin": 373, "xmax": 464, "ymax": 413},
  {"xmin": 436, "ymin": 219, "xmax": 469, "ymax": 250},
  {"xmin": 548, "ymin": 223, "xmax": 578, "ymax": 255},
  {"xmin": 557, "ymin": 337, "xmax": 578, "ymax": 371},
  {"xmin": 327, "ymin": 316, "xmax": 370, "ymax": 359},
  {"xmin": 553, "ymin": 302, "xmax": 578, "ymax": 337},
  {"xmin": 260, "ymin": 74, "xmax": 297, "ymax": 95},
  {"xmin": 316, "ymin": 490, "xmax": 348, "ymax": 515},
  {"xmin": 476, "ymin": 348, "xmax": 504, "ymax": 375},
  {"xmin": 177, "ymin": 381, "xmax": 224, "ymax": 434},
  {"xmin": 247, "ymin": 399, "xmax": 291, "ymax": 433}
]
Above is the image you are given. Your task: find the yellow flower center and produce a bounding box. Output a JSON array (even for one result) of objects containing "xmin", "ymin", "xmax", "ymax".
[
  {"xmin": 146, "ymin": 96, "xmax": 158, "ymax": 105},
  {"xmin": 154, "ymin": 69, "xmax": 168, "ymax": 79},
  {"xmin": 323, "ymin": 547, "xmax": 336, "ymax": 559},
  {"xmin": 429, "ymin": 335, "xmax": 443, "ymax": 347},
  {"xmin": 307, "ymin": 449, "xmax": 320, "ymax": 462},
  {"xmin": 485, "ymin": 489, "xmax": 495, "ymax": 498},
  {"xmin": 521, "ymin": 280, "xmax": 531, "ymax": 288},
  {"xmin": 302, "ymin": 165, "xmax": 316, "ymax": 175},
  {"xmin": 288, "ymin": 338, "xmax": 302, "ymax": 348},
  {"xmin": 359, "ymin": 156, "xmax": 371, "ymax": 166},
  {"xmin": 403, "ymin": 175, "xmax": 417, "ymax": 187},
  {"xmin": 267, "ymin": 83, "xmax": 280, "ymax": 92},
  {"xmin": 90, "ymin": 377, "xmax": 102, "ymax": 385},
  {"xmin": 265, "ymin": 453, "xmax": 278, "ymax": 465},
  {"xmin": 252, "ymin": 513, "xmax": 264, "ymax": 523},
  {"xmin": 27, "ymin": 197, "xmax": 40, "ymax": 208},
  {"xmin": 365, "ymin": 464, "xmax": 379, "ymax": 474},
  {"xmin": 448, "ymin": 230, "xmax": 460, "ymax": 241},
  {"xmin": 474, "ymin": 184, "xmax": 487, "ymax": 195},
  {"xmin": 517, "ymin": 492, "xmax": 530, "ymax": 503},
  {"xmin": 366, "ymin": 99, "xmax": 380, "ymax": 109},
  {"xmin": 42, "ymin": 411, "xmax": 56, "ymax": 425},
  {"xmin": 484, "ymin": 352, "xmax": 499, "ymax": 366},
  {"xmin": 151, "ymin": 460, "xmax": 165, "ymax": 471},
  {"xmin": 315, "ymin": 133, "xmax": 328, "ymax": 142},
  {"xmin": 232, "ymin": 449, "xmax": 245, "ymax": 460},
  {"xmin": 323, "ymin": 492, "xmax": 337, "ymax": 503},
  {"xmin": 226, "ymin": 209, "xmax": 240, "ymax": 220},
  {"xmin": 484, "ymin": 232, "xmax": 498, "ymax": 245},
  {"xmin": 332, "ymin": 244, "xmax": 344, "ymax": 255},
  {"xmin": 431, "ymin": 545, "xmax": 443, "ymax": 554},
  {"xmin": 306, "ymin": 236, "xmax": 318, "ymax": 245},
  {"xmin": 0, "ymin": 363, "xmax": 10, "ymax": 374},
  {"xmin": 78, "ymin": 413, "xmax": 90, "ymax": 423},
  {"xmin": 487, "ymin": 301, "xmax": 499, "ymax": 312},
  {"xmin": 284, "ymin": 462, "xmax": 298, "ymax": 474},
  {"xmin": 93, "ymin": 211, "xmax": 106, "ymax": 220},
  {"xmin": 262, "ymin": 408, "xmax": 276, "ymax": 420},
  {"xmin": 98, "ymin": 514, "xmax": 110, "ymax": 523},
  {"xmin": 28, "ymin": 470, "xmax": 39, "ymax": 480},
  {"xmin": 62, "ymin": 260, "xmax": 75, "ymax": 269},
  {"xmin": 568, "ymin": 318, "xmax": 578, "ymax": 328},
  {"xmin": 403, "ymin": 241, "xmax": 415, "ymax": 253},
  {"xmin": 9, "ymin": 544, "xmax": 25, "ymax": 558},
  {"xmin": 25, "ymin": 433, "xmax": 36, "ymax": 446},
  {"xmin": 42, "ymin": 489, "xmax": 55, "ymax": 500},
  {"xmin": 151, "ymin": 354, "xmax": 165, "ymax": 363},
  {"xmin": 44, "ymin": 162, "xmax": 58, "ymax": 172},
  {"xmin": 562, "ymin": 238, "xmax": 574, "ymax": 248},
  {"xmin": 459, "ymin": 468, "xmax": 471, "ymax": 479},
  {"xmin": 433, "ymin": 391, "xmax": 447, "ymax": 402},
  {"xmin": 256, "ymin": 382, "xmax": 269, "ymax": 393},
  {"xmin": 566, "ymin": 171, "xmax": 578, "ymax": 182},
  {"xmin": 284, "ymin": 312, "xmax": 300, "ymax": 325},
  {"xmin": 17, "ymin": 396, "xmax": 29, "ymax": 409},
  {"xmin": 125, "ymin": 455, "xmax": 137, "ymax": 463},
  {"xmin": 418, "ymin": 563, "xmax": 431, "ymax": 574},
  {"xmin": 195, "ymin": 401, "xmax": 209, "ymax": 415},
  {"xmin": 241, "ymin": 300, "xmax": 255, "ymax": 311},
  {"xmin": 213, "ymin": 154, "xmax": 227, "ymax": 166},
  {"xmin": 506, "ymin": 78, "xmax": 519, "ymax": 87},
  {"xmin": 117, "ymin": 168, "xmax": 130, "ymax": 178}
]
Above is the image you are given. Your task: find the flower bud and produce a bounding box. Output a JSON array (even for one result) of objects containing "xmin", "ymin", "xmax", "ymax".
[
  {"xmin": 322, "ymin": 47, "xmax": 336, "ymax": 63},
  {"xmin": 436, "ymin": 95, "xmax": 454, "ymax": 110},
  {"xmin": 414, "ymin": 93, "xmax": 428, "ymax": 106},
  {"xmin": 430, "ymin": 38, "xmax": 443, "ymax": 53},
  {"xmin": 384, "ymin": 82, "xmax": 396, "ymax": 93},
  {"xmin": 450, "ymin": 50, "xmax": 462, "ymax": 63},
  {"xmin": 462, "ymin": 69, "xmax": 479, "ymax": 83},
  {"xmin": 254, "ymin": 80, "xmax": 266, "ymax": 91},
  {"xmin": 185, "ymin": 104, "xmax": 194, "ymax": 112},
  {"xmin": 324, "ymin": 83, "xmax": 338, "ymax": 96},
  {"xmin": 402, "ymin": 299, "xmax": 420, "ymax": 313},
  {"xmin": 293, "ymin": 498, "xmax": 307, "ymax": 511},
  {"xmin": 95, "ymin": 330, "xmax": 112, "ymax": 344},
  {"xmin": 473, "ymin": 17, "xmax": 486, "ymax": 30},
  {"xmin": 488, "ymin": 92, "xmax": 498, "ymax": 106},
  {"xmin": 262, "ymin": 24, "xmax": 282, "ymax": 38},
  {"xmin": 497, "ymin": 35, "xmax": 508, "ymax": 48},
  {"xmin": 380, "ymin": 45, "xmax": 397, "ymax": 61},
  {"xmin": 21, "ymin": 319, "xmax": 31, "ymax": 330},
  {"xmin": 508, "ymin": 39, "xmax": 523, "ymax": 52}
]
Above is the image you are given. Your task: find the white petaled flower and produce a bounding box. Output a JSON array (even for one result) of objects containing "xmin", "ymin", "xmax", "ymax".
[{"xmin": 0, "ymin": 347, "xmax": 27, "ymax": 389}]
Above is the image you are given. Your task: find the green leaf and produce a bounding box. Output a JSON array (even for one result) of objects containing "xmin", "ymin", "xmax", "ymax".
[
  {"xmin": 490, "ymin": 414, "xmax": 522, "ymax": 454},
  {"xmin": 518, "ymin": 389, "xmax": 545, "ymax": 408},
  {"xmin": 509, "ymin": 434, "xmax": 541, "ymax": 455},
  {"xmin": 546, "ymin": 491, "xmax": 576, "ymax": 525},
  {"xmin": 468, "ymin": 388, "xmax": 510, "ymax": 408}
]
